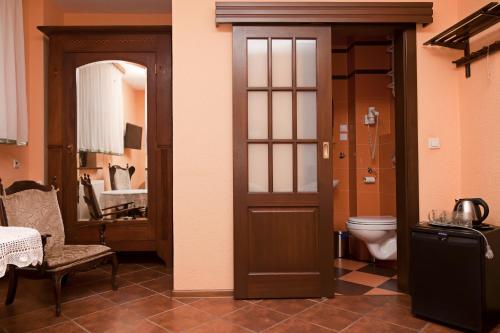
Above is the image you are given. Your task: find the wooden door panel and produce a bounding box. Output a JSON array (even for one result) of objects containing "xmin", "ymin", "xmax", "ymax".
[
  {"xmin": 248, "ymin": 207, "xmax": 318, "ymax": 272},
  {"xmin": 233, "ymin": 25, "xmax": 333, "ymax": 299}
]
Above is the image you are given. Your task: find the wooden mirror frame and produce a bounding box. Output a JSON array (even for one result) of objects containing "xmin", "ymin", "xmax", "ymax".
[{"xmin": 39, "ymin": 26, "xmax": 173, "ymax": 270}]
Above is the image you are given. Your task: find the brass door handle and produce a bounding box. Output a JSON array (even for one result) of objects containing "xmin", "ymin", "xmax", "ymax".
[{"xmin": 322, "ymin": 142, "xmax": 330, "ymax": 159}]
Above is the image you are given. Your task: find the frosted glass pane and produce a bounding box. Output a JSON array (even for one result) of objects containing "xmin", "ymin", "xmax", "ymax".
[
  {"xmin": 248, "ymin": 92, "xmax": 268, "ymax": 139},
  {"xmin": 296, "ymin": 40, "xmax": 316, "ymax": 87},
  {"xmin": 272, "ymin": 91, "xmax": 292, "ymax": 139},
  {"xmin": 297, "ymin": 144, "xmax": 317, "ymax": 192},
  {"xmin": 272, "ymin": 39, "xmax": 292, "ymax": 87},
  {"xmin": 273, "ymin": 144, "xmax": 293, "ymax": 192},
  {"xmin": 248, "ymin": 144, "xmax": 269, "ymax": 192},
  {"xmin": 247, "ymin": 39, "xmax": 268, "ymax": 87},
  {"xmin": 297, "ymin": 92, "xmax": 317, "ymax": 139}
]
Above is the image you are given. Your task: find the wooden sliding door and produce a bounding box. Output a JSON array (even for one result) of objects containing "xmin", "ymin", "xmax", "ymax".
[{"xmin": 233, "ymin": 26, "xmax": 333, "ymax": 298}]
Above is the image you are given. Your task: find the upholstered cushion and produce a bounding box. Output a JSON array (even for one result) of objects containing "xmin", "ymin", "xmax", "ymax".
[
  {"xmin": 113, "ymin": 168, "xmax": 131, "ymax": 190},
  {"xmin": 45, "ymin": 244, "xmax": 111, "ymax": 268},
  {"xmin": 2, "ymin": 189, "xmax": 65, "ymax": 252}
]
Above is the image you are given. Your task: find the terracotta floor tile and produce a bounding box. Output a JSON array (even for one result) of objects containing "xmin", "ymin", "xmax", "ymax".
[
  {"xmin": 343, "ymin": 316, "xmax": 416, "ymax": 333},
  {"xmin": 339, "ymin": 271, "xmax": 390, "ymax": 288},
  {"xmin": 366, "ymin": 302, "xmax": 427, "ymax": 330},
  {"xmin": 187, "ymin": 318, "xmax": 251, "ymax": 333},
  {"xmin": 258, "ymin": 299, "xmax": 317, "ymax": 315},
  {"xmin": 324, "ymin": 295, "xmax": 388, "ymax": 314},
  {"xmin": 31, "ymin": 321, "xmax": 88, "ymax": 333},
  {"xmin": 334, "ymin": 259, "xmax": 368, "ymax": 271},
  {"xmin": 100, "ymin": 263, "xmax": 146, "ymax": 276},
  {"xmin": 60, "ymin": 284, "xmax": 97, "ymax": 303},
  {"xmin": 334, "ymin": 280, "xmax": 373, "ymax": 295},
  {"xmin": 149, "ymin": 305, "xmax": 215, "ymax": 332},
  {"xmin": 61, "ymin": 295, "xmax": 115, "ymax": 319},
  {"xmin": 295, "ymin": 303, "xmax": 361, "ymax": 331},
  {"xmin": 173, "ymin": 297, "xmax": 201, "ymax": 304},
  {"xmin": 357, "ymin": 264, "xmax": 397, "ymax": 277},
  {"xmin": 189, "ymin": 298, "xmax": 250, "ymax": 316},
  {"xmin": 377, "ymin": 278, "xmax": 399, "ymax": 291},
  {"xmin": 148, "ymin": 265, "xmax": 170, "ymax": 274},
  {"xmin": 223, "ymin": 304, "xmax": 289, "ymax": 332},
  {"xmin": 0, "ymin": 307, "xmax": 67, "ymax": 333},
  {"xmin": 74, "ymin": 306, "xmax": 144, "ymax": 333},
  {"xmin": 140, "ymin": 275, "xmax": 173, "ymax": 293},
  {"xmin": 421, "ymin": 322, "xmax": 465, "ymax": 333},
  {"xmin": 103, "ymin": 319, "xmax": 169, "ymax": 333},
  {"xmin": 383, "ymin": 294, "xmax": 412, "ymax": 308},
  {"xmin": 124, "ymin": 294, "xmax": 183, "ymax": 317},
  {"xmin": 120, "ymin": 269, "xmax": 166, "ymax": 284},
  {"xmin": 264, "ymin": 317, "xmax": 334, "ymax": 333},
  {"xmin": 84, "ymin": 276, "xmax": 132, "ymax": 293},
  {"xmin": 100, "ymin": 284, "xmax": 154, "ymax": 304},
  {"xmin": 65, "ymin": 269, "xmax": 113, "ymax": 286},
  {"xmin": 364, "ymin": 288, "xmax": 402, "ymax": 296}
]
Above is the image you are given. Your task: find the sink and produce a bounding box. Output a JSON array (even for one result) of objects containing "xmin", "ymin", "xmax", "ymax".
[{"xmin": 333, "ymin": 179, "xmax": 340, "ymax": 189}]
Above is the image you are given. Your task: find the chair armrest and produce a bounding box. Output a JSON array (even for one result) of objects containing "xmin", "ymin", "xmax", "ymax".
[{"xmin": 102, "ymin": 202, "xmax": 135, "ymax": 210}]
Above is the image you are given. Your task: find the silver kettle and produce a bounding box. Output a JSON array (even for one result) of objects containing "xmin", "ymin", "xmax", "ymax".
[{"xmin": 453, "ymin": 198, "xmax": 489, "ymax": 226}]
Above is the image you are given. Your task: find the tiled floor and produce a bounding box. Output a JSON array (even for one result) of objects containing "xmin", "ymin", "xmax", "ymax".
[
  {"xmin": 334, "ymin": 258, "xmax": 400, "ymax": 296},
  {"xmin": 0, "ymin": 257, "xmax": 499, "ymax": 332}
]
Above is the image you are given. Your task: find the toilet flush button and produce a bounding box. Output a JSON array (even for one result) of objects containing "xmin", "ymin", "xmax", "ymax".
[{"xmin": 428, "ymin": 137, "xmax": 441, "ymax": 149}]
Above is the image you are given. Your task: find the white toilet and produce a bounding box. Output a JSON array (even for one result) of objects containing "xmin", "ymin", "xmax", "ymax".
[{"xmin": 346, "ymin": 216, "xmax": 397, "ymax": 260}]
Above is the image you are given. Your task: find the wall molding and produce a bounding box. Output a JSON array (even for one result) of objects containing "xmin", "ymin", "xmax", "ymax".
[{"xmin": 215, "ymin": 2, "xmax": 433, "ymax": 25}]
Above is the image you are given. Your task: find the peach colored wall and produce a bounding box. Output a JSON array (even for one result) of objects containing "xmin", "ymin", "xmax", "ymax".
[
  {"xmin": 0, "ymin": 0, "xmax": 63, "ymax": 186},
  {"xmin": 173, "ymin": 0, "xmax": 463, "ymax": 292},
  {"xmin": 63, "ymin": 13, "xmax": 171, "ymax": 26},
  {"xmin": 458, "ymin": 0, "xmax": 500, "ymax": 225}
]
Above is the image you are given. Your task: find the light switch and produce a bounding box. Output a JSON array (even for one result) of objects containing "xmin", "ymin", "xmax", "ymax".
[
  {"xmin": 428, "ymin": 137, "xmax": 441, "ymax": 149},
  {"xmin": 340, "ymin": 133, "xmax": 348, "ymax": 141},
  {"xmin": 340, "ymin": 124, "xmax": 348, "ymax": 133}
]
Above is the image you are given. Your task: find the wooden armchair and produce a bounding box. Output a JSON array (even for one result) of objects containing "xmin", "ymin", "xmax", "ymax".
[
  {"xmin": 80, "ymin": 174, "xmax": 145, "ymax": 226},
  {"xmin": 109, "ymin": 164, "xmax": 135, "ymax": 190},
  {"xmin": 0, "ymin": 178, "xmax": 118, "ymax": 316}
]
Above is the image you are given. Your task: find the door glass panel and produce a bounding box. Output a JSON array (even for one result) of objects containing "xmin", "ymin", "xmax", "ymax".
[
  {"xmin": 248, "ymin": 144, "xmax": 269, "ymax": 192},
  {"xmin": 272, "ymin": 91, "xmax": 292, "ymax": 139},
  {"xmin": 247, "ymin": 39, "xmax": 268, "ymax": 87},
  {"xmin": 297, "ymin": 144, "xmax": 317, "ymax": 192},
  {"xmin": 248, "ymin": 92, "xmax": 268, "ymax": 139},
  {"xmin": 273, "ymin": 144, "xmax": 293, "ymax": 192},
  {"xmin": 296, "ymin": 40, "xmax": 316, "ymax": 87},
  {"xmin": 297, "ymin": 91, "xmax": 317, "ymax": 139},
  {"xmin": 272, "ymin": 39, "xmax": 292, "ymax": 87}
]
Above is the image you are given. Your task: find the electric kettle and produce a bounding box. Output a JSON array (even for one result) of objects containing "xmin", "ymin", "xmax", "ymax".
[{"xmin": 453, "ymin": 198, "xmax": 489, "ymax": 226}]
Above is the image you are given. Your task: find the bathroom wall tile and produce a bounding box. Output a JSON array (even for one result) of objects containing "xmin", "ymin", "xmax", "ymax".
[
  {"xmin": 357, "ymin": 192, "xmax": 380, "ymax": 215},
  {"xmin": 333, "ymin": 80, "xmax": 348, "ymax": 101},
  {"xmin": 334, "ymin": 211, "xmax": 349, "ymax": 231},
  {"xmin": 332, "ymin": 53, "xmax": 348, "ymax": 76},
  {"xmin": 353, "ymin": 46, "xmax": 391, "ymax": 70},
  {"xmin": 379, "ymin": 168, "xmax": 396, "ymax": 195},
  {"xmin": 380, "ymin": 194, "xmax": 397, "ymax": 216},
  {"xmin": 355, "ymin": 75, "xmax": 392, "ymax": 100},
  {"xmin": 379, "ymin": 142, "xmax": 395, "ymax": 169},
  {"xmin": 334, "ymin": 189, "xmax": 350, "ymax": 212},
  {"xmin": 355, "ymin": 144, "xmax": 379, "ymax": 168},
  {"xmin": 332, "ymin": 168, "xmax": 350, "ymax": 191},
  {"xmin": 356, "ymin": 168, "xmax": 380, "ymax": 194}
]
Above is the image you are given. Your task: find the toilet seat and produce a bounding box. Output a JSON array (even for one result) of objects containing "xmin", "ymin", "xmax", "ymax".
[{"xmin": 347, "ymin": 216, "xmax": 396, "ymax": 231}]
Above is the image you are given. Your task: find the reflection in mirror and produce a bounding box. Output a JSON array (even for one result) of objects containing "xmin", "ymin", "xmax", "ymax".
[{"xmin": 76, "ymin": 61, "xmax": 148, "ymax": 223}]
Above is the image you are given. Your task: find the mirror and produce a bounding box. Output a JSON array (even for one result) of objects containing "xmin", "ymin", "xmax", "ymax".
[{"xmin": 76, "ymin": 61, "xmax": 148, "ymax": 223}]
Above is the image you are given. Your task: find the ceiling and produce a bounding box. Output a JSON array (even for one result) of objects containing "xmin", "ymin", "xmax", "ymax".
[
  {"xmin": 120, "ymin": 62, "xmax": 147, "ymax": 91},
  {"xmin": 53, "ymin": 0, "xmax": 171, "ymax": 13}
]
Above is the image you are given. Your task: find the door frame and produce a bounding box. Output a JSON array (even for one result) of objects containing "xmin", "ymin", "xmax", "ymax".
[
  {"xmin": 221, "ymin": 3, "xmax": 428, "ymax": 294},
  {"xmin": 39, "ymin": 26, "xmax": 173, "ymax": 270}
]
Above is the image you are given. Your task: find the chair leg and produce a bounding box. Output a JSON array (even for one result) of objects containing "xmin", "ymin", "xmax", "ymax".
[
  {"xmin": 52, "ymin": 273, "xmax": 63, "ymax": 316},
  {"xmin": 5, "ymin": 265, "xmax": 18, "ymax": 305},
  {"xmin": 111, "ymin": 253, "xmax": 119, "ymax": 290}
]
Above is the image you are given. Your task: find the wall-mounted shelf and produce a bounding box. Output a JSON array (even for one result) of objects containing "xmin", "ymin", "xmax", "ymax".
[{"xmin": 423, "ymin": 2, "xmax": 500, "ymax": 78}]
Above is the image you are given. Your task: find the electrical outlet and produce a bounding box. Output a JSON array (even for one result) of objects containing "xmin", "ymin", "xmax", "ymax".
[{"xmin": 13, "ymin": 159, "xmax": 21, "ymax": 169}]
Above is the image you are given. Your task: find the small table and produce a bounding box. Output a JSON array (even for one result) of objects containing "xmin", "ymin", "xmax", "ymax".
[
  {"xmin": 100, "ymin": 189, "xmax": 148, "ymax": 209},
  {"xmin": 0, "ymin": 226, "xmax": 44, "ymax": 278}
]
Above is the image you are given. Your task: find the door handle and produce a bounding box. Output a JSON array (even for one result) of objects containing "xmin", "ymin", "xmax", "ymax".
[
  {"xmin": 66, "ymin": 144, "xmax": 74, "ymax": 153},
  {"xmin": 322, "ymin": 142, "xmax": 330, "ymax": 159}
]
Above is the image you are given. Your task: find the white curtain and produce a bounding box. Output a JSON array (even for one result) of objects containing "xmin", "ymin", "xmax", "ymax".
[
  {"xmin": 77, "ymin": 63, "xmax": 124, "ymax": 155},
  {"xmin": 0, "ymin": 0, "xmax": 28, "ymax": 145}
]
